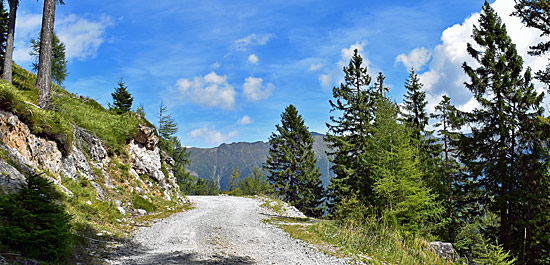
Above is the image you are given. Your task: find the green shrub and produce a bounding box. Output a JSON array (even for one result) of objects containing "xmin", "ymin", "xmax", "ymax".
[
  {"xmin": 238, "ymin": 167, "xmax": 273, "ymax": 196},
  {"xmin": 132, "ymin": 193, "xmax": 156, "ymax": 213},
  {"xmin": 0, "ymin": 173, "xmax": 73, "ymax": 263},
  {"xmin": 333, "ymin": 195, "xmax": 368, "ymax": 226}
]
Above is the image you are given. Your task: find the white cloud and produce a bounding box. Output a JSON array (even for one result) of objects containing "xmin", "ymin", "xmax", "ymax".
[
  {"xmin": 176, "ymin": 72, "xmax": 236, "ymax": 110},
  {"xmin": 248, "ymin": 54, "xmax": 259, "ymax": 64},
  {"xmin": 308, "ymin": 63, "xmax": 323, "ymax": 71},
  {"xmin": 395, "ymin": 47, "xmax": 432, "ymax": 70},
  {"xmin": 188, "ymin": 127, "xmax": 237, "ymax": 145},
  {"xmin": 56, "ymin": 14, "xmax": 113, "ymax": 61},
  {"xmin": 231, "ymin": 33, "xmax": 273, "ymax": 51},
  {"xmin": 12, "ymin": 12, "xmax": 112, "ymax": 63},
  {"xmin": 236, "ymin": 115, "xmax": 253, "ymax": 125},
  {"xmin": 243, "ymin": 76, "xmax": 273, "ymax": 101},
  {"xmin": 13, "ymin": 12, "xmax": 42, "ymax": 62},
  {"xmin": 416, "ymin": 0, "xmax": 548, "ymax": 119}
]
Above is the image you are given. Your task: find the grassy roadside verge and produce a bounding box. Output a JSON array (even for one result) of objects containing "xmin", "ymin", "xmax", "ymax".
[{"xmin": 257, "ymin": 196, "xmax": 456, "ymax": 265}]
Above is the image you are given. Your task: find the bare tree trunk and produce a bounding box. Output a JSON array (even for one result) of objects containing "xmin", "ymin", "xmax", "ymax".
[
  {"xmin": 36, "ymin": 0, "xmax": 56, "ymax": 109},
  {"xmin": 2, "ymin": 0, "xmax": 18, "ymax": 82}
]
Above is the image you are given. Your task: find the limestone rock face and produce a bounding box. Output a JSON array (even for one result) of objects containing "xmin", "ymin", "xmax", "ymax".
[
  {"xmin": 0, "ymin": 111, "xmax": 63, "ymax": 175},
  {"xmin": 0, "ymin": 110, "xmax": 183, "ymax": 208}
]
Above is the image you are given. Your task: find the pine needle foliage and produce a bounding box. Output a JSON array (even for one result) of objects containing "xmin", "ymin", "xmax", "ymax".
[
  {"xmin": 461, "ymin": 1, "xmax": 550, "ymax": 261},
  {"xmin": 265, "ymin": 104, "xmax": 325, "ymax": 217}
]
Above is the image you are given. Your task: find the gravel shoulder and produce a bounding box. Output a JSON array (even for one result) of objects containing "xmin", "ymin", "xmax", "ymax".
[{"xmin": 106, "ymin": 195, "xmax": 348, "ymax": 265}]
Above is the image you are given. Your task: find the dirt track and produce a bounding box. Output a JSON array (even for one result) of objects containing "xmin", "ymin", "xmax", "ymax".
[{"xmin": 107, "ymin": 195, "xmax": 348, "ymax": 265}]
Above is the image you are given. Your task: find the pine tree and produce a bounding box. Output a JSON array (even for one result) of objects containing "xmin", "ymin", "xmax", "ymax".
[
  {"xmin": 371, "ymin": 97, "xmax": 442, "ymax": 233},
  {"xmin": 30, "ymin": 33, "xmax": 68, "ymax": 85},
  {"xmin": 513, "ymin": 0, "xmax": 550, "ymax": 89},
  {"xmin": 264, "ymin": 104, "xmax": 325, "ymax": 217},
  {"xmin": 158, "ymin": 101, "xmax": 178, "ymax": 140},
  {"xmin": 0, "ymin": 173, "xmax": 72, "ymax": 262},
  {"xmin": 325, "ymin": 49, "xmax": 377, "ymax": 211},
  {"xmin": 401, "ymin": 68, "xmax": 428, "ymax": 141},
  {"xmin": 461, "ymin": 2, "xmax": 550, "ymax": 261},
  {"xmin": 431, "ymin": 95, "xmax": 464, "ymax": 241},
  {"xmin": 110, "ymin": 78, "xmax": 133, "ymax": 114},
  {"xmin": 373, "ymin": 72, "xmax": 389, "ymax": 98}
]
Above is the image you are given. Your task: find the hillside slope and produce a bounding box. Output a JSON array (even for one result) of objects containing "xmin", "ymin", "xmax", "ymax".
[
  {"xmin": 0, "ymin": 65, "xmax": 187, "ymax": 263},
  {"xmin": 187, "ymin": 133, "xmax": 332, "ymax": 191}
]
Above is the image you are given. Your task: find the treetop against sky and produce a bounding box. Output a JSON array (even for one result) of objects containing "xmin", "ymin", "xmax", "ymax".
[{"xmin": 13, "ymin": 0, "xmax": 548, "ymax": 147}]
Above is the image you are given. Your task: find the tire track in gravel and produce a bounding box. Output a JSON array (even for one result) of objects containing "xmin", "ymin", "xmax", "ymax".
[{"xmin": 107, "ymin": 195, "xmax": 349, "ymax": 265}]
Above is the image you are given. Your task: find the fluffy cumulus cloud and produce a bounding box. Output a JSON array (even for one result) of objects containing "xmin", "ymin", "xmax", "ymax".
[
  {"xmin": 413, "ymin": 0, "xmax": 548, "ymax": 114},
  {"xmin": 188, "ymin": 127, "xmax": 237, "ymax": 145},
  {"xmin": 243, "ymin": 76, "xmax": 273, "ymax": 101},
  {"xmin": 395, "ymin": 47, "xmax": 432, "ymax": 70},
  {"xmin": 56, "ymin": 14, "xmax": 113, "ymax": 61},
  {"xmin": 236, "ymin": 115, "xmax": 253, "ymax": 125},
  {"xmin": 13, "ymin": 12, "xmax": 42, "ymax": 62},
  {"xmin": 248, "ymin": 54, "xmax": 259, "ymax": 64},
  {"xmin": 230, "ymin": 33, "xmax": 273, "ymax": 51},
  {"xmin": 176, "ymin": 72, "xmax": 236, "ymax": 110},
  {"xmin": 13, "ymin": 12, "xmax": 112, "ymax": 63}
]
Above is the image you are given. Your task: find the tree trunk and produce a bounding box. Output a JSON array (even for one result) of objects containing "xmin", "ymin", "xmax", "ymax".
[
  {"xmin": 36, "ymin": 0, "xmax": 56, "ymax": 109},
  {"xmin": 2, "ymin": 0, "xmax": 18, "ymax": 82}
]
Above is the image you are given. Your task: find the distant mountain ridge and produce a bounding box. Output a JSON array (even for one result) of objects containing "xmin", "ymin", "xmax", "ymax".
[{"xmin": 186, "ymin": 133, "xmax": 332, "ymax": 191}]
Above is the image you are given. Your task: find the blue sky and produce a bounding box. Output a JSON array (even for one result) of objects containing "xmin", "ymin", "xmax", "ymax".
[{"xmin": 13, "ymin": 0, "xmax": 548, "ymax": 147}]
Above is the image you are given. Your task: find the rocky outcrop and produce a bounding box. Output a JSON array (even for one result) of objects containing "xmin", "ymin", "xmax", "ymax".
[
  {"xmin": 128, "ymin": 125, "xmax": 181, "ymax": 201},
  {"xmin": 0, "ymin": 110, "xmax": 183, "ymax": 209},
  {"xmin": 428, "ymin": 241, "xmax": 457, "ymax": 260}
]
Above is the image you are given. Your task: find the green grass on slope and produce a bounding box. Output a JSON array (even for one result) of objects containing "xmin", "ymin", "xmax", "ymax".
[{"xmin": 2, "ymin": 64, "xmax": 152, "ymax": 155}]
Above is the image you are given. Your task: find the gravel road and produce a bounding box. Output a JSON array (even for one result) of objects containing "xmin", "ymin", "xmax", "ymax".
[{"xmin": 107, "ymin": 195, "xmax": 349, "ymax": 265}]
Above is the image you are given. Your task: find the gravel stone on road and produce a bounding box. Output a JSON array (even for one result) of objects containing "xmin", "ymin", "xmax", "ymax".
[{"xmin": 107, "ymin": 195, "xmax": 350, "ymax": 265}]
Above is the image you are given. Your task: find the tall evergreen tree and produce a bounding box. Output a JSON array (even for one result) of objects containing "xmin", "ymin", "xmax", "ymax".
[
  {"xmin": 2, "ymin": 0, "xmax": 18, "ymax": 82},
  {"xmin": 461, "ymin": 2, "xmax": 550, "ymax": 261},
  {"xmin": 431, "ymin": 95, "xmax": 464, "ymax": 241},
  {"xmin": 264, "ymin": 104, "xmax": 325, "ymax": 217},
  {"xmin": 30, "ymin": 33, "xmax": 67, "ymax": 85},
  {"xmin": 513, "ymin": 0, "xmax": 550, "ymax": 89},
  {"xmin": 401, "ymin": 68, "xmax": 428, "ymax": 141},
  {"xmin": 110, "ymin": 78, "xmax": 133, "ymax": 114},
  {"xmin": 325, "ymin": 49, "xmax": 377, "ymax": 210},
  {"xmin": 371, "ymin": 96, "xmax": 443, "ymax": 233}
]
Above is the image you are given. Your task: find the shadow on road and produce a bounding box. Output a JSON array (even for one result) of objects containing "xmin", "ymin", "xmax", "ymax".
[{"xmin": 108, "ymin": 239, "xmax": 256, "ymax": 265}]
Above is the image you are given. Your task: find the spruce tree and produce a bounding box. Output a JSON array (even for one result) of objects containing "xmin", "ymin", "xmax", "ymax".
[
  {"xmin": 2, "ymin": 0, "xmax": 18, "ymax": 82},
  {"xmin": 513, "ymin": 0, "xmax": 550, "ymax": 89},
  {"xmin": 431, "ymin": 95, "xmax": 464, "ymax": 241},
  {"xmin": 264, "ymin": 104, "xmax": 325, "ymax": 217},
  {"xmin": 461, "ymin": 2, "xmax": 550, "ymax": 261},
  {"xmin": 30, "ymin": 33, "xmax": 68, "ymax": 85},
  {"xmin": 401, "ymin": 68, "xmax": 428, "ymax": 141},
  {"xmin": 325, "ymin": 49, "xmax": 377, "ymax": 211},
  {"xmin": 110, "ymin": 78, "xmax": 133, "ymax": 114}
]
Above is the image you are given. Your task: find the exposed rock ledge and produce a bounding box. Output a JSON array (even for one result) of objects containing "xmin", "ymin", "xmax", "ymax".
[{"xmin": 0, "ymin": 110, "xmax": 182, "ymax": 207}]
